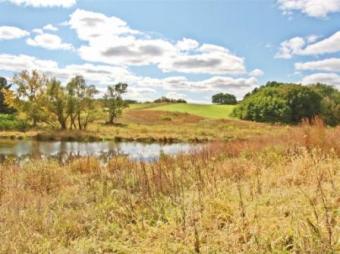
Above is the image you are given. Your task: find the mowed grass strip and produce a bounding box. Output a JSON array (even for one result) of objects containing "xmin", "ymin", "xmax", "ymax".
[{"xmin": 142, "ymin": 103, "xmax": 236, "ymax": 119}]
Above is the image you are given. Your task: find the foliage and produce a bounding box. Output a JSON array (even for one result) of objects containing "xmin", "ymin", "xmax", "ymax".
[
  {"xmin": 153, "ymin": 96, "xmax": 187, "ymax": 103},
  {"xmin": 66, "ymin": 76, "xmax": 98, "ymax": 130},
  {"xmin": 0, "ymin": 114, "xmax": 28, "ymax": 131},
  {"xmin": 212, "ymin": 92, "xmax": 237, "ymax": 104},
  {"xmin": 0, "ymin": 77, "xmax": 15, "ymax": 114},
  {"xmin": 6, "ymin": 71, "xmax": 100, "ymax": 130},
  {"xmin": 310, "ymin": 83, "xmax": 340, "ymax": 126},
  {"xmin": 104, "ymin": 82, "xmax": 128, "ymax": 124},
  {"xmin": 233, "ymin": 82, "xmax": 331, "ymax": 124},
  {"xmin": 10, "ymin": 70, "xmax": 49, "ymax": 126}
]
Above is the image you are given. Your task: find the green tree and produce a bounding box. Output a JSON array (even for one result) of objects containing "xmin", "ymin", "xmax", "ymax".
[
  {"xmin": 104, "ymin": 83, "xmax": 128, "ymax": 124},
  {"xmin": 310, "ymin": 83, "xmax": 340, "ymax": 126},
  {"xmin": 45, "ymin": 79, "xmax": 69, "ymax": 129},
  {"xmin": 66, "ymin": 76, "xmax": 98, "ymax": 130},
  {"xmin": 212, "ymin": 93, "xmax": 237, "ymax": 105},
  {"xmin": 233, "ymin": 82, "xmax": 323, "ymax": 124}
]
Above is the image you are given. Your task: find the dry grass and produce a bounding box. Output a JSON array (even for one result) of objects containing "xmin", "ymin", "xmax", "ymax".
[{"xmin": 0, "ymin": 120, "xmax": 339, "ymax": 253}]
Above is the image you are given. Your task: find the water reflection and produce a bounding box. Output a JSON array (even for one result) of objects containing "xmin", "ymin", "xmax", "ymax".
[{"xmin": 0, "ymin": 140, "xmax": 200, "ymax": 162}]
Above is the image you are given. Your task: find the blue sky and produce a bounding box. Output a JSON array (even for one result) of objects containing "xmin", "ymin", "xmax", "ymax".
[{"xmin": 0, "ymin": 0, "xmax": 340, "ymax": 102}]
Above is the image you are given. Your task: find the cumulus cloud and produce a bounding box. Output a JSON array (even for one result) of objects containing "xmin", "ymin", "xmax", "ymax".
[
  {"xmin": 0, "ymin": 26, "xmax": 29, "ymax": 40},
  {"xmin": 176, "ymin": 38, "xmax": 199, "ymax": 51},
  {"xmin": 69, "ymin": 9, "xmax": 247, "ymax": 75},
  {"xmin": 249, "ymin": 68, "xmax": 264, "ymax": 77},
  {"xmin": 0, "ymin": 53, "xmax": 258, "ymax": 101},
  {"xmin": 276, "ymin": 31, "xmax": 340, "ymax": 58},
  {"xmin": 275, "ymin": 36, "xmax": 306, "ymax": 59},
  {"xmin": 0, "ymin": 54, "xmax": 58, "ymax": 72},
  {"xmin": 303, "ymin": 31, "xmax": 340, "ymax": 55},
  {"xmin": 26, "ymin": 33, "xmax": 73, "ymax": 50},
  {"xmin": 301, "ymin": 72, "xmax": 340, "ymax": 88},
  {"xmin": 43, "ymin": 24, "xmax": 58, "ymax": 32},
  {"xmin": 278, "ymin": 0, "xmax": 340, "ymax": 18},
  {"xmin": 6, "ymin": 0, "xmax": 76, "ymax": 8},
  {"xmin": 159, "ymin": 44, "xmax": 245, "ymax": 74},
  {"xmin": 295, "ymin": 58, "xmax": 340, "ymax": 72}
]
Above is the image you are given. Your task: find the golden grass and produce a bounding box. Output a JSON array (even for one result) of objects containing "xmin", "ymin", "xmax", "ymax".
[{"xmin": 0, "ymin": 119, "xmax": 339, "ymax": 253}]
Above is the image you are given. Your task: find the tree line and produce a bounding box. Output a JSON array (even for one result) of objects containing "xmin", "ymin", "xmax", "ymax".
[{"xmin": 1, "ymin": 70, "xmax": 128, "ymax": 130}]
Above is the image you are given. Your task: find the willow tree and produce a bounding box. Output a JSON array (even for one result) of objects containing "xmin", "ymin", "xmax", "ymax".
[
  {"xmin": 104, "ymin": 83, "xmax": 128, "ymax": 124},
  {"xmin": 66, "ymin": 75, "xmax": 98, "ymax": 130},
  {"xmin": 45, "ymin": 79, "xmax": 69, "ymax": 129}
]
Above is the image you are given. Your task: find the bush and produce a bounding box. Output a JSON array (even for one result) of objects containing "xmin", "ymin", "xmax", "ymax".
[{"xmin": 0, "ymin": 114, "xmax": 29, "ymax": 131}]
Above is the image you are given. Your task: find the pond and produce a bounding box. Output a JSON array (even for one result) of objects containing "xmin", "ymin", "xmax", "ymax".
[{"xmin": 0, "ymin": 139, "xmax": 202, "ymax": 162}]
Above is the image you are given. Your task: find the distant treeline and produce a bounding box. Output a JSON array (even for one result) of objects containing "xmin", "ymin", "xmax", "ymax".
[
  {"xmin": 153, "ymin": 96, "xmax": 187, "ymax": 104},
  {"xmin": 233, "ymin": 82, "xmax": 340, "ymax": 126}
]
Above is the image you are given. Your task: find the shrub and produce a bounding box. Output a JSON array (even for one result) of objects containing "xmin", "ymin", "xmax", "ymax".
[{"xmin": 0, "ymin": 114, "xmax": 29, "ymax": 131}]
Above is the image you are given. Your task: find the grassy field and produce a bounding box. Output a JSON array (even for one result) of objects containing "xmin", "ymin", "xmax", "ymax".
[
  {"xmin": 0, "ymin": 119, "xmax": 339, "ymax": 253},
  {"xmin": 0, "ymin": 104, "xmax": 280, "ymax": 142},
  {"xmin": 140, "ymin": 103, "xmax": 236, "ymax": 119}
]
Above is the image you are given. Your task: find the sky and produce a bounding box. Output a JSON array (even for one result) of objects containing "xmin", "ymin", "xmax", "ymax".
[{"xmin": 0, "ymin": 0, "xmax": 340, "ymax": 103}]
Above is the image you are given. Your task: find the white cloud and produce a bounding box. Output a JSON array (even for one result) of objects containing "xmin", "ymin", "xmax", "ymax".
[
  {"xmin": 0, "ymin": 54, "xmax": 58, "ymax": 72},
  {"xmin": 0, "ymin": 26, "xmax": 29, "ymax": 40},
  {"xmin": 176, "ymin": 38, "xmax": 199, "ymax": 51},
  {"xmin": 69, "ymin": 9, "xmax": 139, "ymax": 41},
  {"xmin": 278, "ymin": 0, "xmax": 340, "ymax": 18},
  {"xmin": 6, "ymin": 0, "xmax": 76, "ymax": 8},
  {"xmin": 301, "ymin": 72, "xmax": 340, "ymax": 88},
  {"xmin": 43, "ymin": 24, "xmax": 58, "ymax": 32},
  {"xmin": 26, "ymin": 33, "xmax": 73, "ymax": 50},
  {"xmin": 295, "ymin": 58, "xmax": 340, "ymax": 72},
  {"xmin": 32, "ymin": 28, "xmax": 43, "ymax": 34},
  {"xmin": 69, "ymin": 9, "xmax": 247, "ymax": 75},
  {"xmin": 0, "ymin": 53, "xmax": 258, "ymax": 101},
  {"xmin": 249, "ymin": 68, "xmax": 264, "ymax": 77},
  {"xmin": 275, "ymin": 36, "xmax": 305, "ymax": 59},
  {"xmin": 276, "ymin": 31, "xmax": 340, "ymax": 58},
  {"xmin": 303, "ymin": 31, "xmax": 340, "ymax": 55},
  {"xmin": 159, "ymin": 44, "xmax": 245, "ymax": 74}
]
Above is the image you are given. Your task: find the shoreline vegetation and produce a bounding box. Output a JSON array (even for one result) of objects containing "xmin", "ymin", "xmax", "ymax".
[{"xmin": 0, "ymin": 118, "xmax": 339, "ymax": 253}]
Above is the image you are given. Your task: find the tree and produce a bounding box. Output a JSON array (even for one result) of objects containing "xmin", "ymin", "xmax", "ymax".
[
  {"xmin": 310, "ymin": 83, "xmax": 340, "ymax": 126},
  {"xmin": 10, "ymin": 70, "xmax": 48, "ymax": 127},
  {"xmin": 66, "ymin": 76, "xmax": 98, "ymax": 130},
  {"xmin": 233, "ymin": 82, "xmax": 323, "ymax": 124},
  {"xmin": 212, "ymin": 93, "xmax": 237, "ymax": 105},
  {"xmin": 0, "ymin": 77, "xmax": 15, "ymax": 114},
  {"xmin": 45, "ymin": 79, "xmax": 69, "ymax": 129},
  {"xmin": 104, "ymin": 83, "xmax": 128, "ymax": 124}
]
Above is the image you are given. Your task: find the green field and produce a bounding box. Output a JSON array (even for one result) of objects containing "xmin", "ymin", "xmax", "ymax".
[{"xmin": 130, "ymin": 103, "xmax": 236, "ymax": 119}]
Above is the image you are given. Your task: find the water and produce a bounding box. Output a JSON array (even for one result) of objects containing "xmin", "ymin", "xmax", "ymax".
[{"xmin": 0, "ymin": 140, "xmax": 201, "ymax": 162}]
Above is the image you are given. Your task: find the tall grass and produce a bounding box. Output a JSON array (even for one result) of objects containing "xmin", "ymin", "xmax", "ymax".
[{"xmin": 0, "ymin": 120, "xmax": 339, "ymax": 253}]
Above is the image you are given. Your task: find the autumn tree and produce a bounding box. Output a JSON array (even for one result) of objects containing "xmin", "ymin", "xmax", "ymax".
[{"xmin": 10, "ymin": 70, "xmax": 48, "ymax": 127}]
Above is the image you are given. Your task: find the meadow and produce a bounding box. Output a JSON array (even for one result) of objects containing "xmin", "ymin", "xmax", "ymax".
[
  {"xmin": 0, "ymin": 103, "xmax": 339, "ymax": 253},
  {"xmin": 0, "ymin": 104, "xmax": 279, "ymax": 143},
  {"xmin": 0, "ymin": 117, "xmax": 339, "ymax": 253}
]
